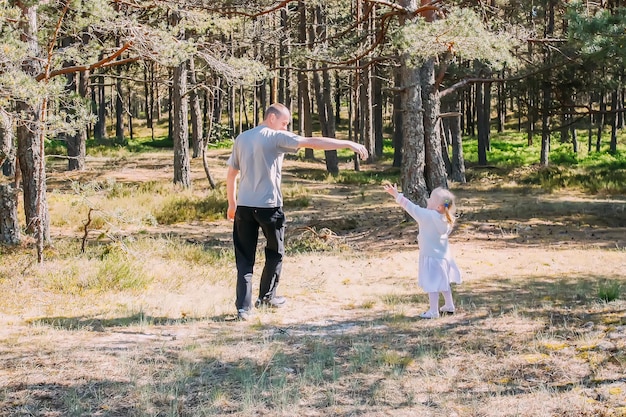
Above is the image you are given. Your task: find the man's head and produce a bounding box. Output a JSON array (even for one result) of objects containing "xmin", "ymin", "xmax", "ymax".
[{"xmin": 264, "ymin": 103, "xmax": 291, "ymax": 131}]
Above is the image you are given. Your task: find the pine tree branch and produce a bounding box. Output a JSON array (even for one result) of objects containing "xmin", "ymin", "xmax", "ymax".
[{"xmin": 35, "ymin": 42, "xmax": 136, "ymax": 81}]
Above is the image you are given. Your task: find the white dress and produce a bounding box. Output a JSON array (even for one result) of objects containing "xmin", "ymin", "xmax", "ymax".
[{"xmin": 395, "ymin": 194, "xmax": 462, "ymax": 293}]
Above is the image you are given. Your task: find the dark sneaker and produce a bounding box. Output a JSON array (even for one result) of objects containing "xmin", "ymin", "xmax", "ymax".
[
  {"xmin": 439, "ymin": 305, "xmax": 456, "ymax": 315},
  {"xmin": 255, "ymin": 296, "xmax": 287, "ymax": 308},
  {"xmin": 237, "ymin": 309, "xmax": 253, "ymax": 321}
]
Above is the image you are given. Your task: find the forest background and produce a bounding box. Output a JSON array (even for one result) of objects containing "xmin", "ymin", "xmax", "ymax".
[{"xmin": 0, "ymin": 0, "xmax": 625, "ymax": 416}]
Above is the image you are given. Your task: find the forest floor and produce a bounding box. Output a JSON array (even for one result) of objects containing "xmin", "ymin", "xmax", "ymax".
[{"xmin": 0, "ymin": 148, "xmax": 625, "ymax": 416}]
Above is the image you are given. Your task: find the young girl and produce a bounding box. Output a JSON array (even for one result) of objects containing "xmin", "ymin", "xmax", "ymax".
[{"xmin": 383, "ymin": 183, "xmax": 462, "ymax": 319}]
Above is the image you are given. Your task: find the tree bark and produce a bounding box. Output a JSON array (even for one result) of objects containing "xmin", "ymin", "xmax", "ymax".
[
  {"xmin": 15, "ymin": 2, "xmax": 49, "ymax": 246},
  {"xmin": 172, "ymin": 61, "xmax": 191, "ymax": 188},
  {"xmin": 322, "ymin": 69, "xmax": 339, "ymax": 174},
  {"xmin": 189, "ymin": 59, "xmax": 203, "ymax": 158},
  {"xmin": 0, "ymin": 183, "xmax": 20, "ymax": 245},
  {"xmin": 399, "ymin": 55, "xmax": 428, "ymax": 207},
  {"xmin": 476, "ymin": 82, "xmax": 488, "ymax": 166},
  {"xmin": 94, "ymin": 72, "xmax": 107, "ymax": 142},
  {"xmin": 17, "ymin": 100, "xmax": 50, "ymax": 243},
  {"xmin": 421, "ymin": 57, "xmax": 448, "ymax": 190},
  {"xmin": 115, "ymin": 67, "xmax": 126, "ymax": 144},
  {"xmin": 299, "ymin": 1, "xmax": 314, "ymax": 159},
  {"xmin": 610, "ymin": 89, "xmax": 618, "ymax": 153},
  {"xmin": 361, "ymin": 64, "xmax": 374, "ymax": 162},
  {"xmin": 66, "ymin": 70, "xmax": 88, "ymax": 171},
  {"xmin": 450, "ymin": 97, "xmax": 466, "ymax": 183},
  {"xmin": 1, "ymin": 108, "xmax": 15, "ymax": 177},
  {"xmin": 312, "ymin": 67, "xmax": 339, "ymax": 175},
  {"xmin": 373, "ymin": 64, "xmax": 384, "ymax": 159},
  {"xmin": 392, "ymin": 70, "xmax": 403, "ymax": 168},
  {"xmin": 540, "ymin": 79, "xmax": 551, "ymax": 166}
]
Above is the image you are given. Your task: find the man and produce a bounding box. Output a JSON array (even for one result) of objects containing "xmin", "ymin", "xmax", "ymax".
[{"xmin": 226, "ymin": 103, "xmax": 368, "ymax": 320}]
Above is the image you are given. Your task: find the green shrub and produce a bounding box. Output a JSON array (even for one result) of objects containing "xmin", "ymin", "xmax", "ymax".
[{"xmin": 598, "ymin": 281, "xmax": 621, "ymax": 302}]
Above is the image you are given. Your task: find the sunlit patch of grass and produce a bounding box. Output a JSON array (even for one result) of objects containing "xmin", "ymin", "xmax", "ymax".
[
  {"xmin": 41, "ymin": 249, "xmax": 151, "ymax": 295},
  {"xmin": 522, "ymin": 353, "xmax": 549, "ymax": 363},
  {"xmin": 49, "ymin": 179, "xmax": 178, "ymax": 231},
  {"xmin": 597, "ymin": 280, "xmax": 621, "ymax": 302},
  {"xmin": 463, "ymin": 135, "xmax": 626, "ymax": 194},
  {"xmin": 575, "ymin": 343, "xmax": 597, "ymax": 352},
  {"xmin": 325, "ymin": 169, "xmax": 400, "ymax": 186},
  {"xmin": 283, "ymin": 183, "xmax": 310, "ymax": 208},
  {"xmin": 539, "ymin": 341, "xmax": 568, "ymax": 351},
  {"xmin": 379, "ymin": 350, "xmax": 413, "ymax": 375},
  {"xmin": 155, "ymin": 189, "xmax": 227, "ymax": 224},
  {"xmin": 381, "ymin": 294, "xmax": 407, "ymax": 306}
]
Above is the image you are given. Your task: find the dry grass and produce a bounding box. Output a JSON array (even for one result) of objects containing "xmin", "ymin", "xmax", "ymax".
[{"xmin": 1, "ymin": 150, "xmax": 625, "ymax": 416}]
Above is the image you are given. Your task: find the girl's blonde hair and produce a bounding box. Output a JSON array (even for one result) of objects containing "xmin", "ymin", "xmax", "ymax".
[{"xmin": 431, "ymin": 187, "xmax": 456, "ymax": 225}]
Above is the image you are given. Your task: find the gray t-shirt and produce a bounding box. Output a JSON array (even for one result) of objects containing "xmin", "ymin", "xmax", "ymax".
[{"xmin": 227, "ymin": 125, "xmax": 301, "ymax": 208}]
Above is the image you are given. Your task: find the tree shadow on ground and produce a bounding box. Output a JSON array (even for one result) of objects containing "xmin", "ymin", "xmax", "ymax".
[{"xmin": 7, "ymin": 271, "xmax": 625, "ymax": 416}]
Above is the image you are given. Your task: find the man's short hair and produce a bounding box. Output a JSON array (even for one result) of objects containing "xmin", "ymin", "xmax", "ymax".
[{"xmin": 264, "ymin": 103, "xmax": 289, "ymax": 120}]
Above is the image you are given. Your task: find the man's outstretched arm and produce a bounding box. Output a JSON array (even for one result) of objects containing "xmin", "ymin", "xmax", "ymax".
[{"xmin": 297, "ymin": 137, "xmax": 368, "ymax": 160}]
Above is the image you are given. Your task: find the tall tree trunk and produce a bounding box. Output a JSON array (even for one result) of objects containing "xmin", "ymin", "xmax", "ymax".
[
  {"xmin": 610, "ymin": 89, "xmax": 618, "ymax": 153},
  {"xmin": 1, "ymin": 108, "xmax": 16, "ymax": 177},
  {"xmin": 540, "ymin": 80, "xmax": 551, "ymax": 166},
  {"xmin": 189, "ymin": 59, "xmax": 203, "ymax": 158},
  {"xmin": 311, "ymin": 6, "xmax": 338, "ymax": 174},
  {"xmin": 279, "ymin": 6, "xmax": 292, "ymax": 109},
  {"xmin": 228, "ymin": 85, "xmax": 235, "ymax": 135},
  {"xmin": 299, "ymin": 1, "xmax": 314, "ymax": 159},
  {"xmin": 67, "ymin": 71, "xmax": 88, "ymax": 171},
  {"xmin": 335, "ymin": 74, "xmax": 341, "ymax": 126},
  {"xmin": 0, "ymin": 183, "xmax": 20, "ymax": 245},
  {"xmin": 596, "ymin": 91, "xmax": 605, "ymax": 152},
  {"xmin": 144, "ymin": 62, "xmax": 153, "ymax": 132},
  {"xmin": 172, "ymin": 61, "xmax": 191, "ymax": 188},
  {"xmin": 399, "ymin": 56, "xmax": 427, "ymax": 207},
  {"xmin": 497, "ymin": 70, "xmax": 505, "ymax": 133},
  {"xmin": 373, "ymin": 64, "xmax": 384, "ymax": 159},
  {"xmin": 476, "ymin": 82, "xmax": 488, "ymax": 165},
  {"xmin": 17, "ymin": 100, "xmax": 50, "ymax": 243},
  {"xmin": 16, "ymin": 2, "xmax": 50, "ymax": 249},
  {"xmin": 322, "ymin": 70, "xmax": 339, "ymax": 173},
  {"xmin": 397, "ymin": 0, "xmax": 427, "ymax": 206},
  {"xmin": 94, "ymin": 72, "xmax": 107, "ymax": 142},
  {"xmin": 421, "ymin": 57, "xmax": 447, "ymax": 190},
  {"xmin": 572, "ymin": 125, "xmax": 578, "ymax": 153},
  {"xmin": 298, "ymin": 71, "xmax": 314, "ymax": 159},
  {"xmin": 201, "ymin": 83, "xmax": 217, "ymax": 190},
  {"xmin": 350, "ymin": 73, "xmax": 361, "ymax": 172},
  {"xmin": 361, "ymin": 64, "xmax": 374, "ymax": 162},
  {"xmin": 484, "ymin": 81, "xmax": 492, "ymax": 151},
  {"xmin": 0, "ymin": 86, "xmax": 17, "ymax": 229},
  {"xmin": 115, "ymin": 69, "xmax": 125, "ymax": 144},
  {"xmin": 312, "ymin": 68, "xmax": 338, "ymax": 175},
  {"xmin": 360, "ymin": 2, "xmax": 375, "ymax": 162},
  {"xmin": 587, "ymin": 96, "xmax": 593, "ymax": 153},
  {"xmin": 392, "ymin": 70, "xmax": 403, "ymax": 168},
  {"xmin": 128, "ymin": 93, "xmax": 134, "ymax": 141},
  {"xmin": 443, "ymin": 93, "xmax": 466, "ymax": 183},
  {"xmin": 527, "ymin": 85, "xmax": 535, "ymax": 146}
]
